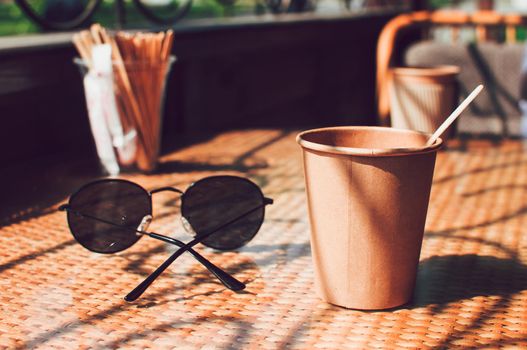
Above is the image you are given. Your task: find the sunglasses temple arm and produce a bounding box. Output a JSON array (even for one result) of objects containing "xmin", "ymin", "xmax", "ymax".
[
  {"xmin": 148, "ymin": 232, "xmax": 245, "ymax": 291},
  {"xmin": 125, "ymin": 202, "xmax": 270, "ymax": 302},
  {"xmin": 59, "ymin": 205, "xmax": 245, "ymax": 292}
]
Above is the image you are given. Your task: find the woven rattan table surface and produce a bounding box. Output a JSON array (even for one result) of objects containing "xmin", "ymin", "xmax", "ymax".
[{"xmin": 1, "ymin": 130, "xmax": 526, "ymax": 349}]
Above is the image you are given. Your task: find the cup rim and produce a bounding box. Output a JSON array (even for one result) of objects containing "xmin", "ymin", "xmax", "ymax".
[{"xmin": 296, "ymin": 126, "xmax": 443, "ymax": 157}]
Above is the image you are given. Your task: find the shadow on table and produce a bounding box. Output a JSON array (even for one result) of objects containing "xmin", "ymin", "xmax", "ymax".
[
  {"xmin": 154, "ymin": 158, "xmax": 269, "ymax": 174},
  {"xmin": 460, "ymin": 184, "xmax": 527, "ymax": 197},
  {"xmin": 449, "ymin": 134, "xmax": 508, "ymax": 152},
  {"xmin": 0, "ymin": 239, "xmax": 77, "ymax": 274},
  {"xmin": 432, "ymin": 156, "xmax": 527, "ymax": 186},
  {"xmin": 0, "ymin": 158, "xmax": 99, "ymax": 227},
  {"xmin": 154, "ymin": 129, "xmax": 294, "ymax": 175},
  {"xmin": 412, "ymin": 254, "xmax": 527, "ymax": 309},
  {"xmin": 408, "ymin": 254, "xmax": 527, "ymax": 348},
  {"xmin": 18, "ymin": 287, "xmax": 254, "ymax": 350},
  {"xmin": 263, "ymin": 252, "xmax": 527, "ymax": 348}
]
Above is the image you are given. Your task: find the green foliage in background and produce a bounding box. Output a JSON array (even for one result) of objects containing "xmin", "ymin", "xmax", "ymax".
[
  {"xmin": 0, "ymin": 0, "xmax": 257, "ymax": 36},
  {"xmin": 428, "ymin": 0, "xmax": 450, "ymax": 9},
  {"xmin": 0, "ymin": 2, "xmax": 39, "ymax": 35}
]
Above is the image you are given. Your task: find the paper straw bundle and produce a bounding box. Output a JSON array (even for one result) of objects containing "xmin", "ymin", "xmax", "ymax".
[{"xmin": 73, "ymin": 24, "xmax": 174, "ymax": 172}]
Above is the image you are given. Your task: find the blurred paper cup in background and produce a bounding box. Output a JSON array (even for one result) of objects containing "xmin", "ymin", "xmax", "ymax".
[{"xmin": 389, "ymin": 66, "xmax": 459, "ymax": 140}]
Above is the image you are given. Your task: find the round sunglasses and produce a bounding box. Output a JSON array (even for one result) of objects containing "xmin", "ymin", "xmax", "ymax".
[{"xmin": 59, "ymin": 175, "xmax": 273, "ymax": 301}]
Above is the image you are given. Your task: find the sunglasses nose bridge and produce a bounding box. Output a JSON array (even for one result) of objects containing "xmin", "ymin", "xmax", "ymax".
[{"xmin": 136, "ymin": 215, "xmax": 153, "ymax": 235}]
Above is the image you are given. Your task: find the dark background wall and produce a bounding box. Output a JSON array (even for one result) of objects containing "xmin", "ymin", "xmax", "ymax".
[{"xmin": 0, "ymin": 11, "xmax": 396, "ymax": 166}]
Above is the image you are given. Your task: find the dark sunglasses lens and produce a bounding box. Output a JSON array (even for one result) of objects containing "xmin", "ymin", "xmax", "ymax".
[
  {"xmin": 68, "ymin": 180, "xmax": 151, "ymax": 253},
  {"xmin": 182, "ymin": 177, "xmax": 265, "ymax": 250}
]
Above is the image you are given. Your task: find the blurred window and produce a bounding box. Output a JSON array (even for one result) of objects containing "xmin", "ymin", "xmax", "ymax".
[
  {"xmin": 0, "ymin": 0, "xmax": 411, "ymax": 36},
  {"xmin": 429, "ymin": 0, "xmax": 527, "ymax": 13}
]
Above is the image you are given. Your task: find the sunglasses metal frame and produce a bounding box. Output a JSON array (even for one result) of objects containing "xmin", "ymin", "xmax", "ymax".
[{"xmin": 59, "ymin": 176, "xmax": 273, "ymax": 301}]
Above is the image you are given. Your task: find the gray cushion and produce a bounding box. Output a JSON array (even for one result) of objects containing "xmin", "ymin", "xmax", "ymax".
[{"xmin": 404, "ymin": 41, "xmax": 525, "ymax": 136}]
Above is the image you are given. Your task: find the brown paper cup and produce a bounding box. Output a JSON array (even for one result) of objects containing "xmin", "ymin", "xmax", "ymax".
[
  {"xmin": 389, "ymin": 66, "xmax": 459, "ymax": 140},
  {"xmin": 296, "ymin": 126, "xmax": 442, "ymax": 310}
]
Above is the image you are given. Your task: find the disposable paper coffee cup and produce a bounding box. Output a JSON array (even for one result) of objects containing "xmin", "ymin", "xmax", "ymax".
[
  {"xmin": 389, "ymin": 66, "xmax": 459, "ymax": 140},
  {"xmin": 296, "ymin": 126, "xmax": 442, "ymax": 310}
]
